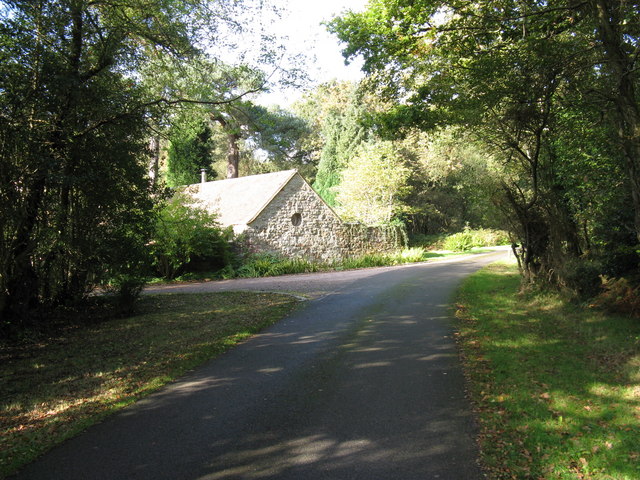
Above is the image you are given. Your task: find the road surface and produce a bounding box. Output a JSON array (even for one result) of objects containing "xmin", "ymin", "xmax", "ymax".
[{"xmin": 13, "ymin": 250, "xmax": 507, "ymax": 480}]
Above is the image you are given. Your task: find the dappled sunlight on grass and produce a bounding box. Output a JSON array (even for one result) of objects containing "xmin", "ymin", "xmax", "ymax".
[
  {"xmin": 0, "ymin": 292, "xmax": 300, "ymax": 477},
  {"xmin": 455, "ymin": 262, "xmax": 640, "ymax": 479}
]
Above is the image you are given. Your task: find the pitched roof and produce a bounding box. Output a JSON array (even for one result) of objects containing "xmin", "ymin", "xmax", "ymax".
[{"xmin": 184, "ymin": 169, "xmax": 299, "ymax": 228}]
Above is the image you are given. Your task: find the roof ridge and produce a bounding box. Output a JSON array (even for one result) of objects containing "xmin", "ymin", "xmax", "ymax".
[
  {"xmin": 245, "ymin": 170, "xmax": 298, "ymax": 224},
  {"xmin": 185, "ymin": 168, "xmax": 298, "ymax": 187}
]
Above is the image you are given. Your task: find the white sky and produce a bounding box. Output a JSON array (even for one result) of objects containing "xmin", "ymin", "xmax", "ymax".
[{"xmin": 257, "ymin": 0, "xmax": 369, "ymax": 107}]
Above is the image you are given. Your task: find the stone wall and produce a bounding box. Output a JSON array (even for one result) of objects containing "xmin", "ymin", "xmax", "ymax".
[
  {"xmin": 240, "ymin": 175, "xmax": 405, "ymax": 261},
  {"xmin": 242, "ymin": 174, "xmax": 344, "ymax": 262},
  {"xmin": 338, "ymin": 223, "xmax": 406, "ymax": 257}
]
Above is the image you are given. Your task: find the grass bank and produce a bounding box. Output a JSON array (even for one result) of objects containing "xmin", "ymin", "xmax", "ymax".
[
  {"xmin": 0, "ymin": 292, "xmax": 301, "ymax": 477},
  {"xmin": 455, "ymin": 261, "xmax": 640, "ymax": 479},
  {"xmin": 161, "ymin": 246, "xmax": 495, "ymax": 283}
]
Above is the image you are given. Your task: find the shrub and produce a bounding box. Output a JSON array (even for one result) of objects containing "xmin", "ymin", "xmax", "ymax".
[
  {"xmin": 443, "ymin": 228, "xmax": 510, "ymax": 252},
  {"xmin": 592, "ymin": 276, "xmax": 640, "ymax": 317},
  {"xmin": 397, "ymin": 247, "xmax": 427, "ymax": 263},
  {"xmin": 235, "ymin": 253, "xmax": 280, "ymax": 278},
  {"xmin": 150, "ymin": 193, "xmax": 233, "ymax": 279},
  {"xmin": 340, "ymin": 253, "xmax": 393, "ymax": 269},
  {"xmin": 600, "ymin": 244, "xmax": 640, "ymax": 277},
  {"xmin": 235, "ymin": 253, "xmax": 323, "ymax": 278},
  {"xmin": 472, "ymin": 228, "xmax": 510, "ymax": 247},
  {"xmin": 558, "ymin": 257, "xmax": 604, "ymax": 299},
  {"xmin": 443, "ymin": 230, "xmax": 476, "ymax": 252},
  {"xmin": 108, "ymin": 274, "xmax": 147, "ymax": 316},
  {"xmin": 409, "ymin": 233, "xmax": 448, "ymax": 249}
]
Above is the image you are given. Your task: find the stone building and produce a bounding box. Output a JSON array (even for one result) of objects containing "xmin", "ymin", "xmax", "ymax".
[{"xmin": 184, "ymin": 169, "xmax": 403, "ymax": 262}]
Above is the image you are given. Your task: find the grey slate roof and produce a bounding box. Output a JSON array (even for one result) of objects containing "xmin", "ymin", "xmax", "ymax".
[{"xmin": 184, "ymin": 169, "xmax": 299, "ymax": 229}]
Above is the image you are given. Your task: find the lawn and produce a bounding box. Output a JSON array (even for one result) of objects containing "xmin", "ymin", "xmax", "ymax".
[
  {"xmin": 0, "ymin": 292, "xmax": 301, "ymax": 477},
  {"xmin": 455, "ymin": 261, "xmax": 640, "ymax": 479}
]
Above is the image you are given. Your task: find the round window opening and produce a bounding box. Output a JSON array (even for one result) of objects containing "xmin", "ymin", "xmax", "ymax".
[{"xmin": 291, "ymin": 213, "xmax": 302, "ymax": 226}]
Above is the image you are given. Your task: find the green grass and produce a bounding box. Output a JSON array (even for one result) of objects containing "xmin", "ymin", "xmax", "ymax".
[
  {"xmin": 152, "ymin": 246, "xmax": 497, "ymax": 284},
  {"xmin": 0, "ymin": 292, "xmax": 301, "ymax": 477},
  {"xmin": 455, "ymin": 261, "xmax": 640, "ymax": 479},
  {"xmin": 410, "ymin": 228, "xmax": 510, "ymax": 251}
]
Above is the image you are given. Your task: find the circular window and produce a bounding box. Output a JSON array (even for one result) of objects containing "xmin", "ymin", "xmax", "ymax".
[{"xmin": 291, "ymin": 213, "xmax": 302, "ymax": 226}]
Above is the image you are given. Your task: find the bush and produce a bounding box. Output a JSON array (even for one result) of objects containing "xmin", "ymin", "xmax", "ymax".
[
  {"xmin": 558, "ymin": 257, "xmax": 604, "ymax": 299},
  {"xmin": 443, "ymin": 228, "xmax": 510, "ymax": 252},
  {"xmin": 233, "ymin": 253, "xmax": 323, "ymax": 278},
  {"xmin": 340, "ymin": 253, "xmax": 392, "ymax": 269},
  {"xmin": 397, "ymin": 247, "xmax": 427, "ymax": 263},
  {"xmin": 150, "ymin": 193, "xmax": 233, "ymax": 279},
  {"xmin": 592, "ymin": 276, "xmax": 640, "ymax": 317},
  {"xmin": 443, "ymin": 230, "xmax": 476, "ymax": 252},
  {"xmin": 99, "ymin": 272, "xmax": 147, "ymax": 317},
  {"xmin": 600, "ymin": 244, "xmax": 640, "ymax": 277},
  {"xmin": 409, "ymin": 233, "xmax": 448, "ymax": 249}
]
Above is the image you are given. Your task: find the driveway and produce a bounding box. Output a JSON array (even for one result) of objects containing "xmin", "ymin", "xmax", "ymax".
[
  {"xmin": 144, "ymin": 249, "xmax": 509, "ymax": 299},
  {"xmin": 14, "ymin": 250, "xmax": 508, "ymax": 480}
]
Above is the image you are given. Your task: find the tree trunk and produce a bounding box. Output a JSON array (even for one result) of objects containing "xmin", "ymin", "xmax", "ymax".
[
  {"xmin": 212, "ymin": 114, "xmax": 241, "ymax": 179},
  {"xmin": 148, "ymin": 135, "xmax": 160, "ymax": 187},
  {"xmin": 591, "ymin": 0, "xmax": 640, "ymax": 243},
  {"xmin": 226, "ymin": 132, "xmax": 240, "ymax": 179}
]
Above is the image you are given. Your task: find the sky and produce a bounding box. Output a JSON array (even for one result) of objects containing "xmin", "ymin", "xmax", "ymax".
[{"xmin": 257, "ymin": 0, "xmax": 369, "ymax": 107}]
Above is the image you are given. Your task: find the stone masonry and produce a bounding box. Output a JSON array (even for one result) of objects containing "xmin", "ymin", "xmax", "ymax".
[
  {"xmin": 243, "ymin": 173, "xmax": 345, "ymax": 262},
  {"xmin": 187, "ymin": 170, "xmax": 404, "ymax": 262}
]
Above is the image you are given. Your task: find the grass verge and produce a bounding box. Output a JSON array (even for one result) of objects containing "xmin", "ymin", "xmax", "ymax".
[
  {"xmin": 0, "ymin": 292, "xmax": 301, "ymax": 477},
  {"xmin": 158, "ymin": 247, "xmax": 495, "ymax": 283},
  {"xmin": 454, "ymin": 261, "xmax": 640, "ymax": 479}
]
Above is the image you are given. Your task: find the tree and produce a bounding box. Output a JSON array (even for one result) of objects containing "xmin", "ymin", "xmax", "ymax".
[
  {"xmin": 304, "ymin": 82, "xmax": 368, "ymax": 206},
  {"xmin": 398, "ymin": 127, "xmax": 505, "ymax": 234},
  {"xmin": 329, "ymin": 0, "xmax": 639, "ymax": 284},
  {"xmin": 586, "ymin": 0, "xmax": 640, "ymax": 244},
  {"xmin": 335, "ymin": 141, "xmax": 411, "ymax": 225},
  {"xmin": 0, "ymin": 0, "xmax": 181, "ymax": 325},
  {"xmin": 166, "ymin": 121, "xmax": 216, "ymax": 187},
  {"xmin": 150, "ymin": 193, "xmax": 232, "ymax": 279},
  {"xmin": 0, "ymin": 0, "xmax": 279, "ymax": 328}
]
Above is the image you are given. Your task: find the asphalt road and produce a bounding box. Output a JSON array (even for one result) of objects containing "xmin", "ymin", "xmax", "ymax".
[{"xmin": 13, "ymin": 250, "xmax": 507, "ymax": 480}]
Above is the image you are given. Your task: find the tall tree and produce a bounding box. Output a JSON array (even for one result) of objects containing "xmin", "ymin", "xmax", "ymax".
[
  {"xmin": 330, "ymin": 0, "xmax": 638, "ymax": 283},
  {"xmin": 166, "ymin": 121, "xmax": 215, "ymax": 187},
  {"xmin": 335, "ymin": 141, "xmax": 411, "ymax": 225},
  {"xmin": 0, "ymin": 0, "xmax": 276, "ymax": 327},
  {"xmin": 586, "ymin": 0, "xmax": 640, "ymax": 243},
  {"xmin": 305, "ymin": 83, "xmax": 368, "ymax": 206}
]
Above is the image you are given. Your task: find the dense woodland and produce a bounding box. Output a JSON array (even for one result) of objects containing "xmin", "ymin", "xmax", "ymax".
[{"xmin": 1, "ymin": 0, "xmax": 639, "ymax": 331}]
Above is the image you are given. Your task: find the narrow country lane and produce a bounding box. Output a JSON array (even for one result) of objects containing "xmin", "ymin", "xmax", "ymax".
[{"xmin": 13, "ymin": 251, "xmax": 508, "ymax": 480}]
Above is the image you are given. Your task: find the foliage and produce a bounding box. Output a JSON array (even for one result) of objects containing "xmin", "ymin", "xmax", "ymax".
[
  {"xmin": 409, "ymin": 233, "xmax": 449, "ymax": 250},
  {"xmin": 150, "ymin": 194, "xmax": 232, "ymax": 280},
  {"xmin": 103, "ymin": 274, "xmax": 148, "ymax": 317},
  {"xmin": 0, "ymin": 291, "xmax": 300, "ymax": 477},
  {"xmin": 310, "ymin": 83, "xmax": 368, "ymax": 205},
  {"xmin": 241, "ymin": 103, "xmax": 314, "ymax": 172},
  {"xmin": 0, "ymin": 0, "xmax": 287, "ymax": 330},
  {"xmin": 443, "ymin": 228, "xmax": 510, "ymax": 252},
  {"xmin": 0, "ymin": 0, "xmax": 169, "ymax": 328},
  {"xmin": 592, "ymin": 277, "xmax": 640, "ymax": 318},
  {"xmin": 166, "ymin": 121, "xmax": 216, "ymax": 188},
  {"xmin": 293, "ymin": 81, "xmax": 364, "ymax": 183},
  {"xmin": 145, "ymin": 51, "xmax": 310, "ymax": 181},
  {"xmin": 456, "ymin": 262, "xmax": 640, "ymax": 479},
  {"xmin": 335, "ymin": 141, "xmax": 411, "ymax": 225},
  {"xmin": 232, "ymin": 253, "xmax": 320, "ymax": 278},
  {"xmin": 329, "ymin": 0, "xmax": 640, "ymax": 288},
  {"xmin": 399, "ymin": 127, "xmax": 506, "ymax": 234},
  {"xmin": 556, "ymin": 258, "xmax": 605, "ymax": 300},
  {"xmin": 443, "ymin": 231, "xmax": 476, "ymax": 253},
  {"xmin": 230, "ymin": 247, "xmax": 436, "ymax": 277}
]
